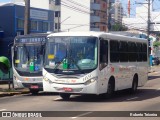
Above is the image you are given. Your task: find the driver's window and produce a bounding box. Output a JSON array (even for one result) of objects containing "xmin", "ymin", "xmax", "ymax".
[{"xmin": 99, "ymin": 39, "xmax": 108, "ymax": 70}]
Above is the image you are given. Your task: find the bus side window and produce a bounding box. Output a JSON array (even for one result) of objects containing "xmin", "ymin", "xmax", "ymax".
[{"xmin": 99, "ymin": 40, "xmax": 108, "ymax": 70}]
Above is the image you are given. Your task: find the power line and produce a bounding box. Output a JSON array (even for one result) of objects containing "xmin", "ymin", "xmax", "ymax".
[
  {"xmin": 64, "ymin": 0, "xmax": 90, "ymax": 10},
  {"xmin": 135, "ymin": 0, "xmax": 151, "ymax": 49},
  {"xmin": 61, "ymin": 1, "xmax": 91, "ymax": 14},
  {"xmin": 61, "ymin": 3, "xmax": 90, "ymax": 14},
  {"xmin": 61, "ymin": 17, "xmax": 148, "ymax": 32},
  {"xmin": 54, "ymin": 0, "xmax": 150, "ymax": 32},
  {"xmin": 53, "ymin": 0, "xmax": 91, "ymax": 15}
]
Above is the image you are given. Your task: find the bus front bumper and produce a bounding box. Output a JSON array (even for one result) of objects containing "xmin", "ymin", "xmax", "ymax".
[
  {"xmin": 22, "ymin": 82, "xmax": 43, "ymax": 91},
  {"xmin": 43, "ymin": 80, "xmax": 98, "ymax": 94},
  {"xmin": 14, "ymin": 79, "xmax": 43, "ymax": 91}
]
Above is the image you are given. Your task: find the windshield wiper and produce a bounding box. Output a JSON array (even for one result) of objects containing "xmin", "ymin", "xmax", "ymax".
[
  {"xmin": 67, "ymin": 56, "xmax": 84, "ymax": 74},
  {"xmin": 52, "ymin": 55, "xmax": 84, "ymax": 74},
  {"xmin": 67, "ymin": 47, "xmax": 84, "ymax": 74},
  {"xmin": 52, "ymin": 57, "xmax": 66, "ymax": 72}
]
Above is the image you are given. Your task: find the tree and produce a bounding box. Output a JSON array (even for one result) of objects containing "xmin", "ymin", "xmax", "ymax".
[
  {"xmin": 153, "ymin": 41, "xmax": 160, "ymax": 48},
  {"xmin": 111, "ymin": 23, "xmax": 128, "ymax": 31}
]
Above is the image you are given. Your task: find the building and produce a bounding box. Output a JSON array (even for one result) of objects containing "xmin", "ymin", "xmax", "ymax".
[
  {"xmin": 13, "ymin": 0, "xmax": 109, "ymax": 32},
  {"xmin": 112, "ymin": 1, "xmax": 123, "ymax": 24},
  {"xmin": 0, "ymin": 2, "xmax": 54, "ymax": 57},
  {"xmin": 108, "ymin": 0, "xmax": 124, "ymax": 30},
  {"xmin": 108, "ymin": 0, "xmax": 115, "ymax": 30},
  {"xmin": 12, "ymin": 0, "xmax": 54, "ymax": 10},
  {"xmin": 52, "ymin": 0, "xmax": 109, "ymax": 32}
]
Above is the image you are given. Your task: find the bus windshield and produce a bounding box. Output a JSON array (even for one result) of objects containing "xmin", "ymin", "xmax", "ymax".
[
  {"xmin": 44, "ymin": 36, "xmax": 98, "ymax": 74},
  {"xmin": 14, "ymin": 45, "xmax": 43, "ymax": 72}
]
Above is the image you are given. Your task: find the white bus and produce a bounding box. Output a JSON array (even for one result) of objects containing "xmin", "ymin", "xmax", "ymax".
[
  {"xmin": 12, "ymin": 33, "xmax": 48, "ymax": 94},
  {"xmin": 43, "ymin": 32, "xmax": 148, "ymax": 100}
]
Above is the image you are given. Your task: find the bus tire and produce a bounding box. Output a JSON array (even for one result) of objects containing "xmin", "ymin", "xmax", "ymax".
[
  {"xmin": 59, "ymin": 93, "xmax": 71, "ymax": 100},
  {"xmin": 130, "ymin": 75, "xmax": 138, "ymax": 94},
  {"xmin": 101, "ymin": 78, "xmax": 115, "ymax": 99},
  {"xmin": 30, "ymin": 89, "xmax": 39, "ymax": 95},
  {"xmin": 107, "ymin": 78, "xmax": 115, "ymax": 97}
]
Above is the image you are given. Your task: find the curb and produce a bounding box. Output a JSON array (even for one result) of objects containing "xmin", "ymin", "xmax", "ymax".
[
  {"xmin": 0, "ymin": 90, "xmax": 30, "ymax": 97},
  {"xmin": 148, "ymin": 70, "xmax": 156, "ymax": 73}
]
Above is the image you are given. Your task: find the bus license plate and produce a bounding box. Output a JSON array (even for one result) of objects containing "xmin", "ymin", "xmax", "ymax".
[
  {"xmin": 63, "ymin": 87, "xmax": 72, "ymax": 92},
  {"xmin": 30, "ymin": 85, "xmax": 39, "ymax": 89}
]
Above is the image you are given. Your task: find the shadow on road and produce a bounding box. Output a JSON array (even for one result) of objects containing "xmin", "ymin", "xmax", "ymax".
[
  {"xmin": 22, "ymin": 74, "xmax": 160, "ymax": 102},
  {"xmin": 23, "ymin": 92, "xmax": 59, "ymax": 97},
  {"xmin": 53, "ymin": 88, "xmax": 160, "ymax": 103},
  {"xmin": 148, "ymin": 75, "xmax": 160, "ymax": 80}
]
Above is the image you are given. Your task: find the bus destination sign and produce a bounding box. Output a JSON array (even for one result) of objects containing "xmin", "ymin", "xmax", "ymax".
[{"xmin": 15, "ymin": 37, "xmax": 46, "ymax": 43}]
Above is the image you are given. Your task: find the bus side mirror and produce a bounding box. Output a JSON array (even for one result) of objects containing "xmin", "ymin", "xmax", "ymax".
[{"xmin": 0, "ymin": 56, "xmax": 10, "ymax": 74}]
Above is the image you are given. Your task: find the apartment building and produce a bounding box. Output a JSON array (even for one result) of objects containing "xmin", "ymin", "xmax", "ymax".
[
  {"xmin": 52, "ymin": 0, "xmax": 109, "ymax": 32},
  {"xmin": 13, "ymin": 0, "xmax": 109, "ymax": 32},
  {"xmin": 111, "ymin": 1, "xmax": 123, "ymax": 24}
]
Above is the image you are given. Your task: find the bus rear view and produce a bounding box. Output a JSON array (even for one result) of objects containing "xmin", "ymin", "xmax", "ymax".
[{"xmin": 12, "ymin": 34, "xmax": 48, "ymax": 94}]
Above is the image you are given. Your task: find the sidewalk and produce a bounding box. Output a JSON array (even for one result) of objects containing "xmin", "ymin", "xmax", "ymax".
[
  {"xmin": 149, "ymin": 65, "xmax": 160, "ymax": 73},
  {"xmin": 0, "ymin": 82, "xmax": 30, "ymax": 97}
]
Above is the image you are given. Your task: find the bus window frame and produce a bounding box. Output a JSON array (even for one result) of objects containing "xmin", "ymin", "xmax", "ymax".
[{"xmin": 99, "ymin": 38, "xmax": 108, "ymax": 71}]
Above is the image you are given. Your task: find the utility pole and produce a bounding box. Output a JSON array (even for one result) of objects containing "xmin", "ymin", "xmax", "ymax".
[
  {"xmin": 24, "ymin": 0, "xmax": 30, "ymax": 35},
  {"xmin": 147, "ymin": 0, "xmax": 151, "ymax": 48},
  {"xmin": 136, "ymin": 0, "xmax": 152, "ymax": 66},
  {"xmin": 136, "ymin": 0, "xmax": 152, "ymax": 50},
  {"xmin": 136, "ymin": 0, "xmax": 151, "ymax": 43}
]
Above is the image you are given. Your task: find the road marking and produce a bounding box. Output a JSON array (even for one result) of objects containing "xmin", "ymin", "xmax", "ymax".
[
  {"xmin": 156, "ymin": 88, "xmax": 160, "ymax": 90},
  {"xmin": 0, "ymin": 109, "xmax": 6, "ymax": 111},
  {"xmin": 149, "ymin": 71, "xmax": 160, "ymax": 75},
  {"xmin": 126, "ymin": 97, "xmax": 138, "ymax": 101},
  {"xmin": 54, "ymin": 97, "xmax": 61, "ymax": 100},
  {"xmin": 71, "ymin": 112, "xmax": 93, "ymax": 119}
]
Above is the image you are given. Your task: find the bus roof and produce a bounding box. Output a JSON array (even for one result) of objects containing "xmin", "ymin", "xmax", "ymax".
[{"xmin": 48, "ymin": 31, "xmax": 147, "ymax": 43}]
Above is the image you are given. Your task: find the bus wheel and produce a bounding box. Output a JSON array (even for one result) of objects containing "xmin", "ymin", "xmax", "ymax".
[
  {"xmin": 30, "ymin": 89, "xmax": 39, "ymax": 95},
  {"xmin": 130, "ymin": 75, "xmax": 138, "ymax": 94},
  {"xmin": 59, "ymin": 93, "xmax": 71, "ymax": 100},
  {"xmin": 101, "ymin": 79, "xmax": 115, "ymax": 99},
  {"xmin": 107, "ymin": 80, "xmax": 115, "ymax": 97}
]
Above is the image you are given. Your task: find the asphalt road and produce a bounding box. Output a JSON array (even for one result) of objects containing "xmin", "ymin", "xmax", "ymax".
[{"xmin": 0, "ymin": 71, "xmax": 160, "ymax": 120}]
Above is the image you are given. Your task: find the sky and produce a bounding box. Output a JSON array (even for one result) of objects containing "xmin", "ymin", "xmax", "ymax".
[
  {"xmin": 121, "ymin": 0, "xmax": 160, "ymax": 17},
  {"xmin": 0, "ymin": 0, "xmax": 11, "ymax": 2},
  {"xmin": 1, "ymin": 0, "xmax": 160, "ymax": 18}
]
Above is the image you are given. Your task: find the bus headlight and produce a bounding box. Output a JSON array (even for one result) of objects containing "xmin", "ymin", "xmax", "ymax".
[
  {"xmin": 43, "ymin": 76, "xmax": 53, "ymax": 83},
  {"xmin": 43, "ymin": 76, "xmax": 49, "ymax": 81},
  {"xmin": 84, "ymin": 76, "xmax": 98, "ymax": 85}
]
